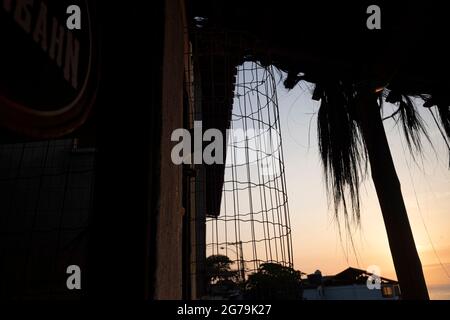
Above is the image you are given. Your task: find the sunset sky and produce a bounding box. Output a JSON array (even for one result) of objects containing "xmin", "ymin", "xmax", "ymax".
[{"xmin": 278, "ymin": 81, "xmax": 450, "ymax": 299}]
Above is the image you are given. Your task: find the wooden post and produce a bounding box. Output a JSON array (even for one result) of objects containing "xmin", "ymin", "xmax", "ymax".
[{"xmin": 87, "ymin": 1, "xmax": 164, "ymax": 299}]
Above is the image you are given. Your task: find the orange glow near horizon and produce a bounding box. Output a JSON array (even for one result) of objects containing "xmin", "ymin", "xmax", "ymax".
[{"xmin": 277, "ymin": 82, "xmax": 450, "ymax": 299}]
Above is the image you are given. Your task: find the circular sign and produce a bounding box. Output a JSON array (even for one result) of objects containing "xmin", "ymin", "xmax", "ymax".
[{"xmin": 0, "ymin": 0, "xmax": 99, "ymax": 138}]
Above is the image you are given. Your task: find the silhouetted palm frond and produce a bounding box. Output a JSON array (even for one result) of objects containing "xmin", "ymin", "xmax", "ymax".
[
  {"xmin": 424, "ymin": 94, "xmax": 450, "ymax": 166},
  {"xmin": 316, "ymin": 81, "xmax": 367, "ymax": 226},
  {"xmin": 436, "ymin": 104, "xmax": 450, "ymax": 140},
  {"xmin": 385, "ymin": 91, "xmax": 431, "ymax": 156},
  {"xmin": 283, "ymin": 74, "xmax": 449, "ymax": 228}
]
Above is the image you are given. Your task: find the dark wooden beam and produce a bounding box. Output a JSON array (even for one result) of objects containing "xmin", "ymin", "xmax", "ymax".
[{"xmin": 87, "ymin": 1, "xmax": 164, "ymax": 299}]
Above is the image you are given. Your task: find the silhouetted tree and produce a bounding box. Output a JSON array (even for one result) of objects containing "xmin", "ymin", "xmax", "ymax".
[
  {"xmin": 269, "ymin": 6, "xmax": 450, "ymax": 298},
  {"xmin": 205, "ymin": 255, "xmax": 239, "ymax": 285},
  {"xmin": 245, "ymin": 263, "xmax": 302, "ymax": 300},
  {"xmin": 309, "ymin": 79, "xmax": 435, "ymax": 299}
]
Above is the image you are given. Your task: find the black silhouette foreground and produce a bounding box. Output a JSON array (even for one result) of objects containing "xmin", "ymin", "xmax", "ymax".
[{"xmin": 189, "ymin": 0, "xmax": 450, "ymax": 299}]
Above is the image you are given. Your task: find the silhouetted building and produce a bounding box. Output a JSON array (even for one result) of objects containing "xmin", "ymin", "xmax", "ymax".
[{"xmin": 303, "ymin": 267, "xmax": 401, "ymax": 300}]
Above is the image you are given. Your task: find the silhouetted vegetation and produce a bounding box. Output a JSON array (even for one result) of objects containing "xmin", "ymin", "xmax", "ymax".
[
  {"xmin": 245, "ymin": 263, "xmax": 302, "ymax": 300},
  {"xmin": 205, "ymin": 255, "xmax": 239, "ymax": 283},
  {"xmin": 205, "ymin": 254, "xmax": 240, "ymax": 297}
]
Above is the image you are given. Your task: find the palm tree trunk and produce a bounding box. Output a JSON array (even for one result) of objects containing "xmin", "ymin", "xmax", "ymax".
[{"xmin": 357, "ymin": 92, "xmax": 429, "ymax": 300}]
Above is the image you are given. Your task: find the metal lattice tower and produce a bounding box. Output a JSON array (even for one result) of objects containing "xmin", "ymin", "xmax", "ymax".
[{"xmin": 206, "ymin": 61, "xmax": 293, "ymax": 281}]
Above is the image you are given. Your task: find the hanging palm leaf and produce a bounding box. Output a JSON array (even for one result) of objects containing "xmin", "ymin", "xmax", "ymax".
[
  {"xmin": 316, "ymin": 80, "xmax": 367, "ymax": 225},
  {"xmin": 423, "ymin": 93, "xmax": 450, "ymax": 167},
  {"xmin": 385, "ymin": 91, "xmax": 431, "ymax": 155}
]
